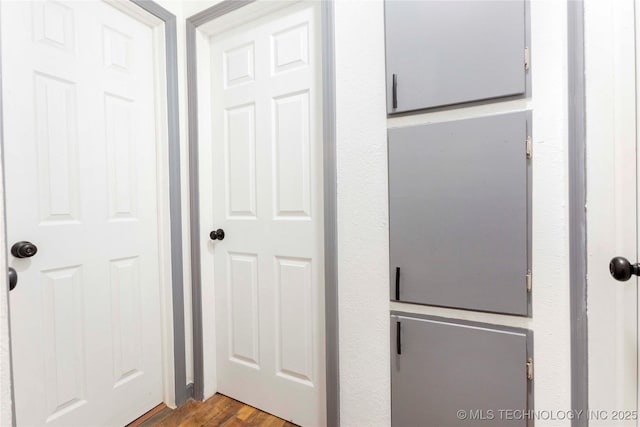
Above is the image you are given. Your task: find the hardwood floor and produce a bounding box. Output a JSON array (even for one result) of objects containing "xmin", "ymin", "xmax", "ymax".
[{"xmin": 126, "ymin": 394, "xmax": 298, "ymax": 427}]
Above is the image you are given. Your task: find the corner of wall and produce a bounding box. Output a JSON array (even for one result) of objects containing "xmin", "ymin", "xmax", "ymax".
[{"xmin": 334, "ymin": 1, "xmax": 391, "ymax": 425}]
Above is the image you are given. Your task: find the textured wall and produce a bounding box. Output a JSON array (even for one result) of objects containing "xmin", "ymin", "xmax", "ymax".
[
  {"xmin": 529, "ymin": 1, "xmax": 572, "ymax": 423},
  {"xmin": 334, "ymin": 1, "xmax": 391, "ymax": 425}
]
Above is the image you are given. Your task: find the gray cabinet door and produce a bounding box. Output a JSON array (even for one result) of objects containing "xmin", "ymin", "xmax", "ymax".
[
  {"xmin": 385, "ymin": 0, "xmax": 527, "ymax": 113},
  {"xmin": 391, "ymin": 314, "xmax": 533, "ymax": 427},
  {"xmin": 389, "ymin": 111, "xmax": 531, "ymax": 315}
]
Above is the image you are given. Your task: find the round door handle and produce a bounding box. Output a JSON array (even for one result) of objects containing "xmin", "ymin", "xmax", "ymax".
[
  {"xmin": 210, "ymin": 229, "xmax": 225, "ymax": 241},
  {"xmin": 8, "ymin": 267, "xmax": 17, "ymax": 291},
  {"xmin": 11, "ymin": 241, "xmax": 38, "ymax": 259},
  {"xmin": 609, "ymin": 256, "xmax": 640, "ymax": 281}
]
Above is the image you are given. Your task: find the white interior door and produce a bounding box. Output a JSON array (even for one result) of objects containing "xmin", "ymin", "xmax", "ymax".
[
  {"xmin": 202, "ymin": 2, "xmax": 325, "ymax": 426},
  {"xmin": 586, "ymin": 0, "xmax": 639, "ymax": 425},
  {"xmin": 2, "ymin": 1, "xmax": 165, "ymax": 425}
]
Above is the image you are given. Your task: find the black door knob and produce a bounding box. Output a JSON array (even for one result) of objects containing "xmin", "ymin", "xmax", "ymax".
[
  {"xmin": 609, "ymin": 256, "xmax": 640, "ymax": 281},
  {"xmin": 8, "ymin": 267, "xmax": 17, "ymax": 291},
  {"xmin": 210, "ymin": 229, "xmax": 225, "ymax": 241},
  {"xmin": 11, "ymin": 241, "xmax": 38, "ymax": 259}
]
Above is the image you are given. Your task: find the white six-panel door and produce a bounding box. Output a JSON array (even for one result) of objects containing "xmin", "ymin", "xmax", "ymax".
[
  {"xmin": 2, "ymin": 1, "xmax": 164, "ymax": 425},
  {"xmin": 204, "ymin": 2, "xmax": 325, "ymax": 426}
]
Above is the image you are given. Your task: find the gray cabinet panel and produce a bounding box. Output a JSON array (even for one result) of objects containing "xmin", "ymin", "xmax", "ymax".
[
  {"xmin": 385, "ymin": 0, "xmax": 527, "ymax": 113},
  {"xmin": 391, "ymin": 314, "xmax": 533, "ymax": 427},
  {"xmin": 389, "ymin": 112, "xmax": 531, "ymax": 315}
]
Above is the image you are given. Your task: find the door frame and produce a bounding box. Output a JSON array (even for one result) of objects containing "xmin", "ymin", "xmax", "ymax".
[
  {"xmin": 0, "ymin": 0, "xmax": 189, "ymax": 423},
  {"xmin": 186, "ymin": 1, "xmax": 339, "ymax": 424},
  {"xmin": 568, "ymin": 1, "xmax": 588, "ymax": 426}
]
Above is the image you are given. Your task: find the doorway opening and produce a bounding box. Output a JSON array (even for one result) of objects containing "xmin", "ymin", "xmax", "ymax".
[{"xmin": 186, "ymin": 1, "xmax": 338, "ymax": 425}]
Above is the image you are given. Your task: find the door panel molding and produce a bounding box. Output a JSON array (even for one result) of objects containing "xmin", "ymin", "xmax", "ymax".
[
  {"xmin": 0, "ymin": 2, "xmax": 188, "ymax": 426},
  {"xmin": 186, "ymin": 1, "xmax": 339, "ymax": 425}
]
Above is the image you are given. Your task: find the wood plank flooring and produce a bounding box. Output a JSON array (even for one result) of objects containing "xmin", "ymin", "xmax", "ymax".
[{"xmin": 127, "ymin": 394, "xmax": 298, "ymax": 427}]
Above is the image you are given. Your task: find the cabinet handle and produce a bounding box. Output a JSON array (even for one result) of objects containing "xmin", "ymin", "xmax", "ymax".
[
  {"xmin": 395, "ymin": 267, "xmax": 400, "ymax": 300},
  {"xmin": 392, "ymin": 74, "xmax": 398, "ymax": 109},
  {"xmin": 396, "ymin": 321, "xmax": 402, "ymax": 355}
]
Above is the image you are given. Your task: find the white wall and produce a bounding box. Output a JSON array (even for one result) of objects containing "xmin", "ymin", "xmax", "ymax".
[
  {"xmin": 333, "ymin": 1, "xmax": 391, "ymax": 425},
  {"xmin": 0, "ymin": 0, "xmax": 573, "ymax": 425}
]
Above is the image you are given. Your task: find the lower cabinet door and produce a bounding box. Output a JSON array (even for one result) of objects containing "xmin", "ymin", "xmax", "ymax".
[{"xmin": 391, "ymin": 313, "xmax": 533, "ymax": 427}]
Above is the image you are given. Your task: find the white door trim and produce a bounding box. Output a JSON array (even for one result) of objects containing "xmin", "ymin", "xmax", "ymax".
[
  {"xmin": 125, "ymin": 0, "xmax": 190, "ymax": 407},
  {"xmin": 568, "ymin": 0, "xmax": 588, "ymax": 424},
  {"xmin": 0, "ymin": 1, "xmax": 188, "ymax": 423},
  {"xmin": 186, "ymin": 1, "xmax": 339, "ymax": 424}
]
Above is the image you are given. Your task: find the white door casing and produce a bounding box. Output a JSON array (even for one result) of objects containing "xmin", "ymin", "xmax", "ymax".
[
  {"xmin": 197, "ymin": 2, "xmax": 326, "ymax": 426},
  {"xmin": 586, "ymin": 0, "xmax": 639, "ymax": 424},
  {"xmin": 2, "ymin": 1, "xmax": 171, "ymax": 425}
]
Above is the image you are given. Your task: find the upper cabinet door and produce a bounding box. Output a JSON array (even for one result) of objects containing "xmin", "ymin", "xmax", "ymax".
[{"xmin": 385, "ymin": 0, "xmax": 527, "ymax": 114}]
